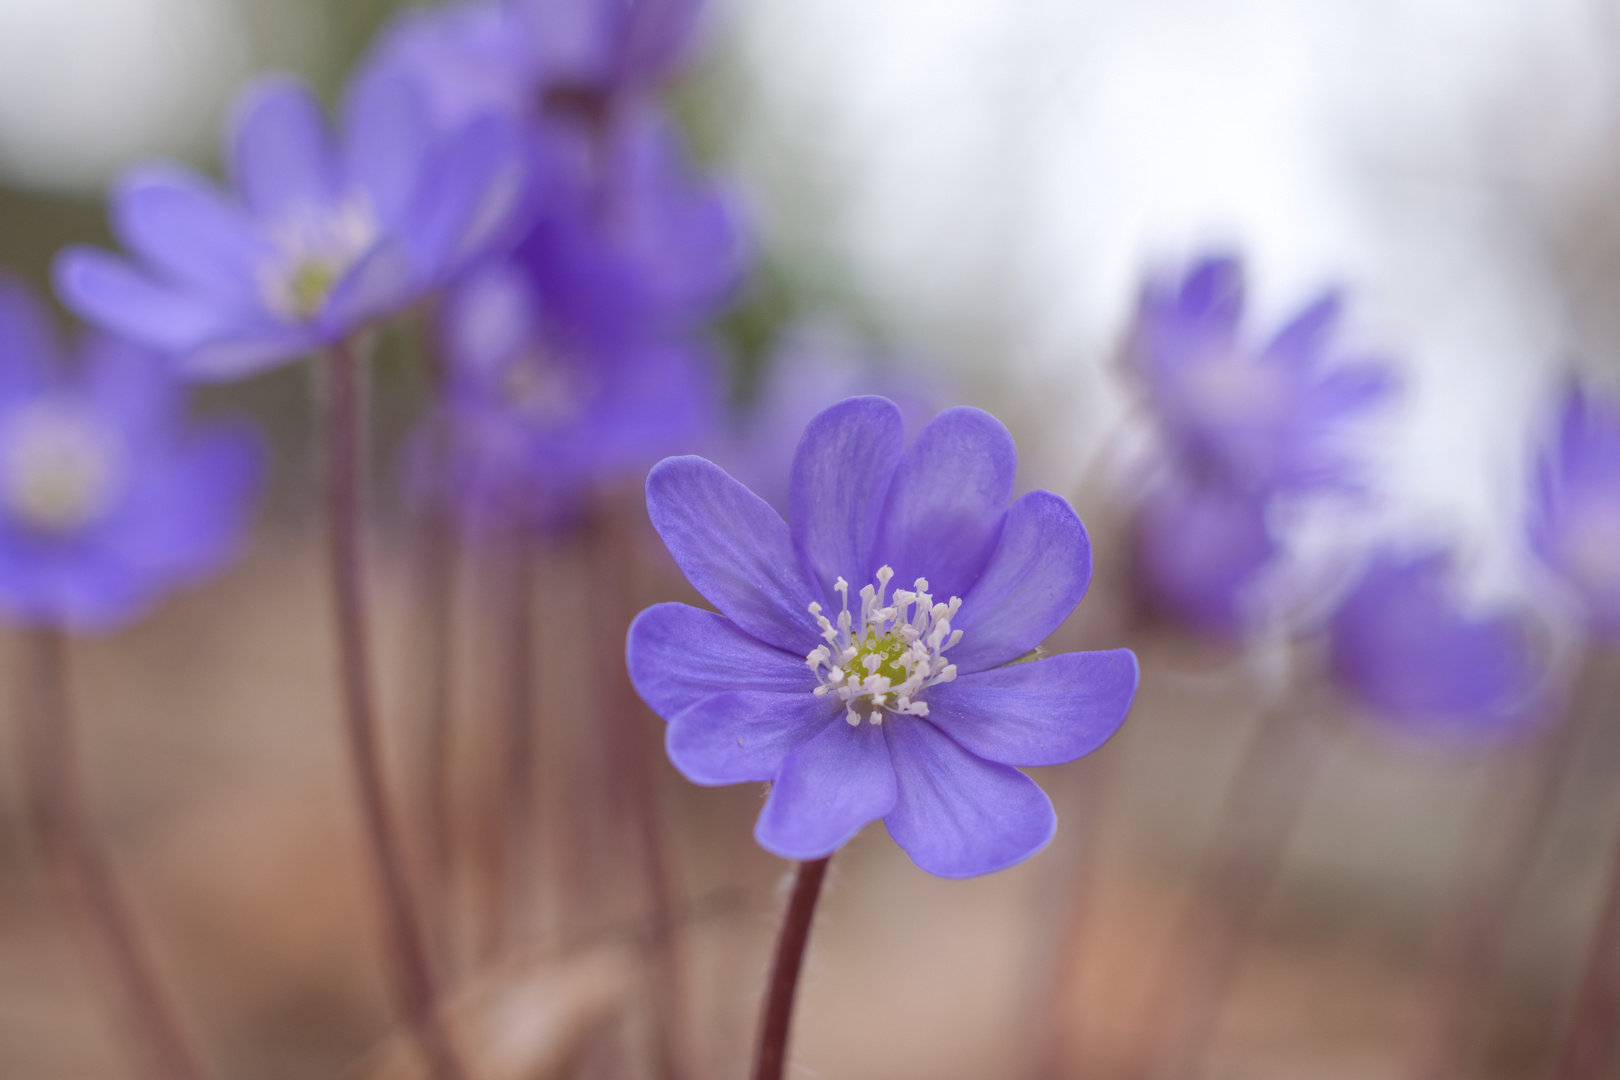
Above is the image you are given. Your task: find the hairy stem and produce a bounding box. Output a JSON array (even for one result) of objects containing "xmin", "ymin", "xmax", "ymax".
[
  {"xmin": 322, "ymin": 340, "xmax": 466, "ymax": 1080},
  {"xmin": 753, "ymin": 857, "xmax": 831, "ymax": 1080},
  {"xmin": 20, "ymin": 628, "xmax": 210, "ymax": 1080}
]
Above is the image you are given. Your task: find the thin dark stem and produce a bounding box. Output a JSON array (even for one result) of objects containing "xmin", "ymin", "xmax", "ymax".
[
  {"xmin": 1124, "ymin": 694, "xmax": 1329, "ymax": 1080},
  {"xmin": 20, "ymin": 628, "xmax": 210, "ymax": 1080},
  {"xmin": 322, "ymin": 340, "xmax": 466, "ymax": 1080},
  {"xmin": 753, "ymin": 857, "xmax": 831, "ymax": 1080},
  {"xmin": 1407, "ymin": 652, "xmax": 1606, "ymax": 1080},
  {"xmin": 1549, "ymin": 659, "xmax": 1620, "ymax": 1080},
  {"xmin": 414, "ymin": 470, "xmax": 459, "ymax": 969}
]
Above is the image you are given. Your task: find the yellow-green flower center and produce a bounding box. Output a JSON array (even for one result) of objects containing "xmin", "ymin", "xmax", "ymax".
[{"xmin": 0, "ymin": 402, "xmax": 124, "ymax": 533}]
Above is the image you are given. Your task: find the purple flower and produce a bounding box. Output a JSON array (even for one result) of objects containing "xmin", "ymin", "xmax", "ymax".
[
  {"xmin": 514, "ymin": 0, "xmax": 704, "ymax": 102},
  {"xmin": 0, "ymin": 280, "xmax": 262, "ymax": 631},
  {"xmin": 1528, "ymin": 383, "xmax": 1620, "ymax": 636},
  {"xmin": 1131, "ymin": 254, "xmax": 1397, "ymax": 493},
  {"xmin": 716, "ymin": 324, "xmax": 944, "ymax": 517},
  {"xmin": 627, "ymin": 397, "xmax": 1138, "ymax": 876},
  {"xmin": 413, "ymin": 259, "xmax": 719, "ymax": 532},
  {"xmin": 1327, "ymin": 550, "xmax": 1547, "ymax": 740},
  {"xmin": 1133, "ymin": 472, "xmax": 1279, "ymax": 638},
  {"xmin": 54, "ymin": 72, "xmax": 529, "ymax": 380}
]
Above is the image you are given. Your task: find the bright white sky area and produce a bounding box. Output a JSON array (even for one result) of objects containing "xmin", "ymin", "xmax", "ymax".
[
  {"xmin": 0, "ymin": 0, "xmax": 1615, "ymax": 585},
  {"xmin": 723, "ymin": 0, "xmax": 1620, "ymax": 587}
]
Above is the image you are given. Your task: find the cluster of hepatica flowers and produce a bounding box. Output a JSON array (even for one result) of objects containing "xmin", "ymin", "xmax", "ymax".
[
  {"xmin": 1125, "ymin": 253, "xmax": 1620, "ymax": 739},
  {"xmin": 6, "ymin": 0, "xmax": 1619, "ymax": 884}
]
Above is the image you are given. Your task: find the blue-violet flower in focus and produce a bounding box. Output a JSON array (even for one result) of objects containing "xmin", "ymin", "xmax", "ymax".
[
  {"xmin": 1327, "ymin": 549, "xmax": 1547, "ymax": 740},
  {"xmin": 1528, "ymin": 382, "xmax": 1620, "ymax": 636},
  {"xmin": 628, "ymin": 396, "xmax": 1138, "ymax": 876},
  {"xmin": 0, "ymin": 279, "xmax": 262, "ymax": 630},
  {"xmin": 55, "ymin": 72, "xmax": 528, "ymax": 380},
  {"xmin": 1131, "ymin": 253, "xmax": 1397, "ymax": 493}
]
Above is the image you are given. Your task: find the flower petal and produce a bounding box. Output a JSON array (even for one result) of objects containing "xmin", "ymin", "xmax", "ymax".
[
  {"xmin": 949, "ymin": 490, "xmax": 1092, "ymax": 673},
  {"xmin": 110, "ymin": 164, "xmax": 267, "ymax": 301},
  {"xmin": 882, "ymin": 715, "xmax": 1055, "ymax": 878},
  {"xmin": 227, "ymin": 76, "xmax": 344, "ymax": 220},
  {"xmin": 667, "ymin": 689, "xmax": 838, "ymax": 786},
  {"xmin": 341, "ymin": 67, "xmax": 430, "ymax": 228},
  {"xmin": 923, "ymin": 649, "xmax": 1137, "ymax": 767},
  {"xmin": 628, "ymin": 602, "xmax": 817, "ymax": 719},
  {"xmin": 790, "ymin": 395, "xmax": 906, "ymax": 602},
  {"xmin": 755, "ymin": 720, "xmax": 896, "ymax": 860},
  {"xmin": 645, "ymin": 455, "xmax": 823, "ymax": 653},
  {"xmin": 872, "ymin": 406, "xmax": 1015, "ymax": 602},
  {"xmin": 54, "ymin": 247, "xmax": 239, "ymax": 353}
]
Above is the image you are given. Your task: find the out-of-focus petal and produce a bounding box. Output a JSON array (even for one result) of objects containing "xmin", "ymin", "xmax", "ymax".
[
  {"xmin": 755, "ymin": 720, "xmax": 896, "ymax": 860},
  {"xmin": 342, "ymin": 67, "xmax": 431, "ymax": 227},
  {"xmin": 644, "ymin": 455, "xmax": 823, "ymax": 654},
  {"xmin": 872, "ymin": 406, "xmax": 1016, "ymax": 602},
  {"xmin": 227, "ymin": 76, "xmax": 344, "ymax": 220},
  {"xmin": 628, "ymin": 602, "xmax": 817, "ymax": 719},
  {"xmin": 924, "ymin": 650, "xmax": 1137, "ymax": 767},
  {"xmin": 949, "ymin": 490, "xmax": 1092, "ymax": 673},
  {"xmin": 881, "ymin": 715, "xmax": 1055, "ymax": 878},
  {"xmin": 789, "ymin": 396, "xmax": 905, "ymax": 604},
  {"xmin": 54, "ymin": 247, "xmax": 239, "ymax": 354},
  {"xmin": 110, "ymin": 165, "xmax": 267, "ymax": 301}
]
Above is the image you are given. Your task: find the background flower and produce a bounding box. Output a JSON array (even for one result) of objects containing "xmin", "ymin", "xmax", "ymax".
[{"xmin": 1528, "ymin": 382, "xmax": 1620, "ymax": 637}]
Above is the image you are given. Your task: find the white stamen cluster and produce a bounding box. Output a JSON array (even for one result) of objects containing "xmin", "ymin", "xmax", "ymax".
[
  {"xmin": 806, "ymin": 565, "xmax": 962, "ymax": 726},
  {"xmin": 259, "ymin": 195, "xmax": 380, "ymax": 320}
]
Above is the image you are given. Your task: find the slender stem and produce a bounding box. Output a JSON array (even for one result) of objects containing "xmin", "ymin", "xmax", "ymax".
[
  {"xmin": 1124, "ymin": 694, "xmax": 1329, "ymax": 1080},
  {"xmin": 753, "ymin": 857, "xmax": 831, "ymax": 1080},
  {"xmin": 321, "ymin": 340, "xmax": 466, "ymax": 1080},
  {"xmin": 20, "ymin": 628, "xmax": 210, "ymax": 1080},
  {"xmin": 414, "ymin": 464, "xmax": 459, "ymax": 969},
  {"xmin": 493, "ymin": 526, "xmax": 537, "ymax": 952},
  {"xmin": 1406, "ymin": 652, "xmax": 1605, "ymax": 1080},
  {"xmin": 1550, "ymin": 661, "xmax": 1620, "ymax": 1080}
]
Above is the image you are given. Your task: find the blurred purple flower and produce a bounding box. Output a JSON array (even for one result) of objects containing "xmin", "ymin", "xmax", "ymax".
[
  {"xmin": 1131, "ymin": 254, "xmax": 1397, "ymax": 493},
  {"xmin": 1328, "ymin": 550, "xmax": 1547, "ymax": 739},
  {"xmin": 55, "ymin": 73, "xmax": 530, "ymax": 381},
  {"xmin": 364, "ymin": 0, "xmax": 703, "ymax": 132},
  {"xmin": 1528, "ymin": 383, "xmax": 1620, "ymax": 636},
  {"xmin": 0, "ymin": 280, "xmax": 262, "ymax": 631},
  {"xmin": 628, "ymin": 397, "xmax": 1137, "ymax": 876},
  {"xmin": 717, "ymin": 324, "xmax": 944, "ymax": 516},
  {"xmin": 412, "ymin": 259, "xmax": 719, "ymax": 532},
  {"xmin": 1133, "ymin": 472, "xmax": 1279, "ymax": 638}
]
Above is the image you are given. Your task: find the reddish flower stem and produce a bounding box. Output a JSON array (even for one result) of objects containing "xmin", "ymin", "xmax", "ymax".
[
  {"xmin": 493, "ymin": 526, "xmax": 537, "ymax": 953},
  {"xmin": 322, "ymin": 340, "xmax": 466, "ymax": 1080},
  {"xmin": 753, "ymin": 857, "xmax": 831, "ymax": 1080},
  {"xmin": 20, "ymin": 627, "xmax": 210, "ymax": 1080},
  {"xmin": 1123, "ymin": 695, "xmax": 1329, "ymax": 1080}
]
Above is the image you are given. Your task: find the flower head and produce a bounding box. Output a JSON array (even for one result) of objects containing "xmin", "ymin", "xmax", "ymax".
[
  {"xmin": 1327, "ymin": 550, "xmax": 1547, "ymax": 740},
  {"xmin": 1528, "ymin": 383, "xmax": 1620, "ymax": 636},
  {"xmin": 0, "ymin": 279, "xmax": 262, "ymax": 631},
  {"xmin": 1131, "ymin": 254, "xmax": 1397, "ymax": 493},
  {"xmin": 628, "ymin": 397, "xmax": 1137, "ymax": 877},
  {"xmin": 55, "ymin": 72, "xmax": 530, "ymax": 380},
  {"xmin": 409, "ymin": 258, "xmax": 719, "ymax": 533}
]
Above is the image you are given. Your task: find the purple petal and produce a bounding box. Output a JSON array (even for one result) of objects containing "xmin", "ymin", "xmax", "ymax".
[
  {"xmin": 755, "ymin": 720, "xmax": 897, "ymax": 860},
  {"xmin": 882, "ymin": 715, "xmax": 1055, "ymax": 878},
  {"xmin": 0, "ymin": 277, "xmax": 60, "ymax": 396},
  {"xmin": 177, "ymin": 327, "xmax": 318, "ymax": 382},
  {"xmin": 923, "ymin": 650, "xmax": 1137, "ymax": 767},
  {"xmin": 1262, "ymin": 291, "xmax": 1340, "ymax": 369},
  {"xmin": 1174, "ymin": 254, "xmax": 1245, "ymax": 330},
  {"xmin": 949, "ymin": 490, "xmax": 1092, "ymax": 673},
  {"xmin": 667, "ymin": 689, "xmax": 838, "ymax": 785},
  {"xmin": 872, "ymin": 406, "xmax": 1016, "ymax": 602},
  {"xmin": 341, "ymin": 66, "xmax": 430, "ymax": 227},
  {"xmin": 399, "ymin": 115, "xmax": 531, "ymax": 280},
  {"xmin": 320, "ymin": 240, "xmax": 420, "ymax": 334},
  {"xmin": 628, "ymin": 602, "xmax": 817, "ymax": 719},
  {"xmin": 227, "ymin": 76, "xmax": 344, "ymax": 220},
  {"xmin": 790, "ymin": 396, "xmax": 906, "ymax": 603},
  {"xmin": 110, "ymin": 165, "xmax": 267, "ymax": 301},
  {"xmin": 54, "ymin": 247, "xmax": 238, "ymax": 353},
  {"xmin": 645, "ymin": 456, "xmax": 823, "ymax": 654}
]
